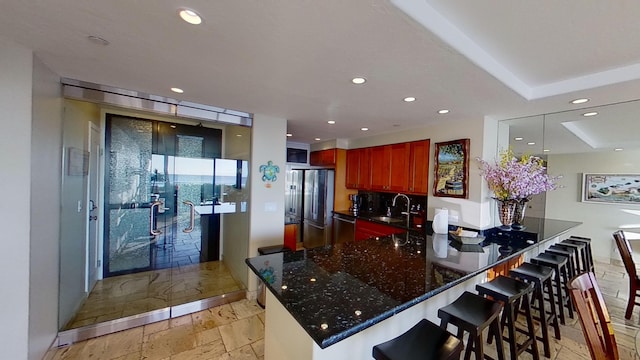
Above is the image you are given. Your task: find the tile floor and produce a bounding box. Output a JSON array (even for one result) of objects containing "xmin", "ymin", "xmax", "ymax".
[
  {"xmin": 64, "ymin": 260, "xmax": 244, "ymax": 330},
  {"xmin": 49, "ymin": 261, "xmax": 640, "ymax": 359}
]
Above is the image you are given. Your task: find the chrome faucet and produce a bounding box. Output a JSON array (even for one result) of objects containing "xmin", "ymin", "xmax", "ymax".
[{"xmin": 392, "ymin": 193, "xmax": 411, "ymax": 228}]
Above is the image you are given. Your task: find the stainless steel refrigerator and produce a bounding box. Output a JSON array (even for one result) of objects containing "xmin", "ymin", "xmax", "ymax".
[{"xmin": 285, "ymin": 168, "xmax": 334, "ymax": 248}]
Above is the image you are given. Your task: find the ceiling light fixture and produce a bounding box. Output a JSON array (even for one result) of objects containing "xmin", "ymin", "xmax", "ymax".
[
  {"xmin": 438, "ymin": 109, "xmax": 450, "ymax": 114},
  {"xmin": 179, "ymin": 9, "xmax": 202, "ymax": 24},
  {"xmin": 327, "ymin": 120, "xmax": 335, "ymax": 124},
  {"xmin": 236, "ymin": 134, "xmax": 242, "ymax": 137},
  {"xmin": 170, "ymin": 87, "xmax": 184, "ymax": 94},
  {"xmin": 286, "ymin": 133, "xmax": 293, "ymax": 137},
  {"xmin": 543, "ymin": 149, "xmax": 550, "ymax": 152},
  {"xmin": 314, "ymin": 137, "xmax": 321, "ymax": 141},
  {"xmin": 514, "ymin": 137, "xmax": 524, "ymax": 141},
  {"xmin": 361, "ymin": 127, "xmax": 369, "ymax": 131},
  {"xmin": 582, "ymin": 112, "xmax": 598, "ymax": 117},
  {"xmin": 351, "ymin": 77, "xmax": 366, "ymax": 85},
  {"xmin": 571, "ymin": 98, "xmax": 589, "ymax": 104},
  {"xmin": 527, "ymin": 142, "xmax": 536, "ymax": 145},
  {"xmin": 87, "ymin": 35, "xmax": 110, "ymax": 46},
  {"xmin": 403, "ymin": 97, "xmax": 416, "ymax": 102},
  {"xmin": 614, "ymin": 148, "xmax": 624, "ymax": 151}
]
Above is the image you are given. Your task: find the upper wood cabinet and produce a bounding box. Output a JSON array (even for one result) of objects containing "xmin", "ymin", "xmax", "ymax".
[
  {"xmin": 346, "ymin": 148, "xmax": 370, "ymax": 189},
  {"xmin": 309, "ymin": 149, "xmax": 337, "ymax": 166},
  {"xmin": 345, "ymin": 139, "xmax": 430, "ymax": 194},
  {"xmin": 407, "ymin": 140, "xmax": 430, "ymax": 194}
]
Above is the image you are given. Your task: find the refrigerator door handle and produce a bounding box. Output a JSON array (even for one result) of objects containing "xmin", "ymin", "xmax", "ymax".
[{"xmin": 306, "ymin": 222, "xmax": 324, "ymax": 230}]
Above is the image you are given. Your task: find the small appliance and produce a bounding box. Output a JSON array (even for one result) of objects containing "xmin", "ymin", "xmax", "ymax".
[{"xmin": 349, "ymin": 194, "xmax": 362, "ymax": 214}]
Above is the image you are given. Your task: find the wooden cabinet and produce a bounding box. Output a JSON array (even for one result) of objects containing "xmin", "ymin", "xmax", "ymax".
[
  {"xmin": 407, "ymin": 140, "xmax": 430, "ymax": 194},
  {"xmin": 346, "ymin": 148, "xmax": 370, "ymax": 189},
  {"xmin": 345, "ymin": 139, "xmax": 430, "ymax": 194},
  {"xmin": 355, "ymin": 219, "xmax": 404, "ymax": 241},
  {"xmin": 370, "ymin": 143, "xmax": 409, "ymax": 192},
  {"xmin": 309, "ymin": 149, "xmax": 336, "ymax": 166}
]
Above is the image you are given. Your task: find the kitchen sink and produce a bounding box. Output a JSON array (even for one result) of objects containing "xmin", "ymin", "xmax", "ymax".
[{"xmin": 369, "ymin": 216, "xmax": 404, "ymax": 224}]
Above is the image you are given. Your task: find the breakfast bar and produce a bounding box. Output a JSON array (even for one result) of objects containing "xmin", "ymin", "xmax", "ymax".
[{"xmin": 246, "ymin": 217, "xmax": 581, "ymax": 360}]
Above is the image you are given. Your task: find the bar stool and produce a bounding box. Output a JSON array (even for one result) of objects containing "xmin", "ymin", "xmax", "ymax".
[
  {"xmin": 545, "ymin": 246, "xmax": 576, "ymax": 279},
  {"xmin": 559, "ymin": 239, "xmax": 589, "ymax": 274},
  {"xmin": 438, "ymin": 291, "xmax": 505, "ymax": 360},
  {"xmin": 531, "ymin": 252, "xmax": 575, "ymax": 324},
  {"xmin": 548, "ymin": 243, "xmax": 579, "ymax": 277},
  {"xmin": 372, "ymin": 319, "xmax": 464, "ymax": 360},
  {"xmin": 509, "ymin": 262, "xmax": 561, "ymax": 358},
  {"xmin": 566, "ymin": 236, "xmax": 595, "ymax": 273},
  {"xmin": 476, "ymin": 276, "xmax": 539, "ymax": 360}
]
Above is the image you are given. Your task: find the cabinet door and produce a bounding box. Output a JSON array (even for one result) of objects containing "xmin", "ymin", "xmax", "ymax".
[
  {"xmin": 369, "ymin": 145, "xmax": 391, "ymax": 190},
  {"xmin": 388, "ymin": 143, "xmax": 410, "ymax": 192},
  {"xmin": 309, "ymin": 149, "xmax": 336, "ymax": 166},
  {"xmin": 408, "ymin": 140, "xmax": 430, "ymax": 194},
  {"xmin": 358, "ymin": 148, "xmax": 371, "ymax": 189},
  {"xmin": 345, "ymin": 149, "xmax": 360, "ymax": 189}
]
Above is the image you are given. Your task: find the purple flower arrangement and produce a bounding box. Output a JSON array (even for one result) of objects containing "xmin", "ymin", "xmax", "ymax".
[{"xmin": 477, "ymin": 149, "xmax": 559, "ymax": 201}]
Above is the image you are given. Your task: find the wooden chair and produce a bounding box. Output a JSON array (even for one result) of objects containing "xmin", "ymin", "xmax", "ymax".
[
  {"xmin": 612, "ymin": 230, "xmax": 640, "ymax": 319},
  {"xmin": 567, "ymin": 272, "xmax": 619, "ymax": 360}
]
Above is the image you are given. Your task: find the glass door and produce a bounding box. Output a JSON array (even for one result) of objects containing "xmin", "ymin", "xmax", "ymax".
[{"xmin": 104, "ymin": 116, "xmax": 222, "ymax": 277}]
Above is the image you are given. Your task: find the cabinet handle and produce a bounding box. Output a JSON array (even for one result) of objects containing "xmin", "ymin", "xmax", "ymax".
[{"xmin": 149, "ymin": 201, "xmax": 162, "ymax": 236}]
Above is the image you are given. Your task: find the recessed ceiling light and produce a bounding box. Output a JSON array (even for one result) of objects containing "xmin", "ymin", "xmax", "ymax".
[
  {"xmin": 314, "ymin": 137, "xmax": 321, "ymax": 141},
  {"xmin": 361, "ymin": 127, "xmax": 369, "ymax": 131},
  {"xmin": 514, "ymin": 137, "xmax": 524, "ymax": 141},
  {"xmin": 351, "ymin": 77, "xmax": 366, "ymax": 85},
  {"xmin": 615, "ymin": 148, "xmax": 624, "ymax": 151},
  {"xmin": 170, "ymin": 124, "xmax": 177, "ymax": 129},
  {"xmin": 170, "ymin": 87, "xmax": 184, "ymax": 94},
  {"xmin": 438, "ymin": 109, "xmax": 450, "ymax": 114},
  {"xmin": 236, "ymin": 134, "xmax": 242, "ymax": 137},
  {"xmin": 583, "ymin": 112, "xmax": 598, "ymax": 117},
  {"xmin": 403, "ymin": 97, "xmax": 416, "ymax": 102},
  {"xmin": 571, "ymin": 98, "xmax": 589, "ymax": 104},
  {"xmin": 543, "ymin": 149, "xmax": 550, "ymax": 152},
  {"xmin": 527, "ymin": 142, "xmax": 536, "ymax": 145},
  {"xmin": 286, "ymin": 133, "xmax": 293, "ymax": 137},
  {"xmin": 87, "ymin": 35, "xmax": 110, "ymax": 46},
  {"xmin": 179, "ymin": 9, "xmax": 202, "ymax": 25},
  {"xmin": 327, "ymin": 120, "xmax": 335, "ymax": 124}
]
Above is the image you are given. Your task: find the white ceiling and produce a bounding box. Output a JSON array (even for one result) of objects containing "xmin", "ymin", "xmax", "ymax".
[{"xmin": 2, "ymin": 0, "xmax": 640, "ymax": 145}]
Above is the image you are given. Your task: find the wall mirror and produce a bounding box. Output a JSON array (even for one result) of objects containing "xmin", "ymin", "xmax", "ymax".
[{"xmin": 498, "ymin": 99, "xmax": 640, "ymax": 260}]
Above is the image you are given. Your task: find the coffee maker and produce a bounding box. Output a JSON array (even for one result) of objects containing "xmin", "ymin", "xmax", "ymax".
[{"xmin": 349, "ymin": 194, "xmax": 363, "ymax": 215}]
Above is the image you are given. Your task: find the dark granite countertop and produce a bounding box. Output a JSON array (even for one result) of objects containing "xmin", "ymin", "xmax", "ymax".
[
  {"xmin": 246, "ymin": 217, "xmax": 581, "ymax": 349},
  {"xmin": 333, "ymin": 209, "xmax": 423, "ymax": 231}
]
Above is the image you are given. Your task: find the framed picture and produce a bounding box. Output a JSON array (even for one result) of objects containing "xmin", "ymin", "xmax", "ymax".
[
  {"xmin": 433, "ymin": 138, "xmax": 470, "ymax": 198},
  {"xmin": 582, "ymin": 173, "xmax": 640, "ymax": 204}
]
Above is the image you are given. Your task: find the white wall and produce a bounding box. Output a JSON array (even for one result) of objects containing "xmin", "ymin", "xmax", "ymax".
[
  {"xmin": 29, "ymin": 56, "xmax": 63, "ymax": 360},
  {"xmin": 0, "ymin": 37, "xmax": 33, "ymax": 360},
  {"xmin": 348, "ymin": 118, "xmax": 494, "ymax": 229},
  {"xmin": 546, "ymin": 149, "xmax": 640, "ymax": 262},
  {"xmin": 248, "ymin": 114, "xmax": 287, "ymax": 292}
]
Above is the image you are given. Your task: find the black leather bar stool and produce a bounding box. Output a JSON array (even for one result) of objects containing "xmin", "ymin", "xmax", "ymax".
[
  {"xmin": 476, "ymin": 276, "xmax": 539, "ymax": 360},
  {"xmin": 566, "ymin": 236, "xmax": 595, "ymax": 273},
  {"xmin": 438, "ymin": 291, "xmax": 505, "ymax": 360},
  {"xmin": 548, "ymin": 243, "xmax": 579, "ymax": 277},
  {"xmin": 531, "ymin": 252, "xmax": 575, "ymax": 325},
  {"xmin": 372, "ymin": 318, "xmax": 464, "ymax": 360},
  {"xmin": 509, "ymin": 263, "xmax": 561, "ymax": 358}
]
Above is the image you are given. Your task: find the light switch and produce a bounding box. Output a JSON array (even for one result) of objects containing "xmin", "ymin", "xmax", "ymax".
[{"xmin": 77, "ymin": 200, "xmax": 83, "ymax": 213}]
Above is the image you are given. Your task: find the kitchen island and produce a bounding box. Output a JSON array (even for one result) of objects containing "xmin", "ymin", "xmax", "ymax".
[{"xmin": 246, "ymin": 217, "xmax": 581, "ymax": 360}]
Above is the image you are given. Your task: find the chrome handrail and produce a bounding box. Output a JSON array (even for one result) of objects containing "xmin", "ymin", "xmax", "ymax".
[
  {"xmin": 149, "ymin": 201, "xmax": 162, "ymax": 235},
  {"xmin": 183, "ymin": 201, "xmax": 195, "ymax": 233}
]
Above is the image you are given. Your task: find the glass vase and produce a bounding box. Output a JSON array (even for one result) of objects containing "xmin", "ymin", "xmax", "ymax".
[
  {"xmin": 512, "ymin": 198, "xmax": 529, "ymax": 230},
  {"xmin": 495, "ymin": 199, "xmax": 516, "ymax": 231}
]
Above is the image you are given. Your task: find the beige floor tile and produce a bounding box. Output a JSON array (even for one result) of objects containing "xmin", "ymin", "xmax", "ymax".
[
  {"xmin": 215, "ymin": 344, "xmax": 259, "ymax": 360},
  {"xmin": 171, "ymin": 340, "xmax": 227, "ymax": 360},
  {"xmin": 144, "ymin": 319, "xmax": 170, "ymax": 336},
  {"xmin": 250, "ymin": 339, "xmax": 264, "ymax": 358},
  {"xmin": 218, "ymin": 316, "xmax": 264, "ymax": 352},
  {"xmin": 231, "ymin": 299, "xmax": 263, "ymax": 319},
  {"xmin": 192, "ymin": 304, "xmax": 238, "ymax": 331},
  {"xmin": 142, "ymin": 324, "xmax": 197, "ymax": 359}
]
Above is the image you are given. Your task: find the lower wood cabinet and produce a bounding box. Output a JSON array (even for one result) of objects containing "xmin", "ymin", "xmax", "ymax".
[{"xmin": 355, "ymin": 219, "xmax": 405, "ymax": 241}]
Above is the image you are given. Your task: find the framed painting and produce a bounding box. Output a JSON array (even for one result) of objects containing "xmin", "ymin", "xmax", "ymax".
[
  {"xmin": 582, "ymin": 173, "xmax": 640, "ymax": 204},
  {"xmin": 433, "ymin": 138, "xmax": 470, "ymax": 198}
]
